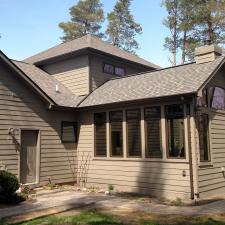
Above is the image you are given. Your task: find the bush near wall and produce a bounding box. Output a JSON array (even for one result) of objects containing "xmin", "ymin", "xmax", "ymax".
[{"xmin": 0, "ymin": 170, "xmax": 26, "ymax": 204}]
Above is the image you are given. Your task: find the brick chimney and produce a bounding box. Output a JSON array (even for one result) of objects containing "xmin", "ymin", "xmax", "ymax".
[{"xmin": 195, "ymin": 44, "xmax": 222, "ymax": 64}]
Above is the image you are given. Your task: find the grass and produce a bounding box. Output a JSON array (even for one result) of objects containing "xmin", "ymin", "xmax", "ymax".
[{"xmin": 2, "ymin": 210, "xmax": 225, "ymax": 225}]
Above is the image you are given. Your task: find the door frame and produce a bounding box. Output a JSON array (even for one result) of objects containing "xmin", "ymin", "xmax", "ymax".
[{"xmin": 18, "ymin": 128, "xmax": 41, "ymax": 185}]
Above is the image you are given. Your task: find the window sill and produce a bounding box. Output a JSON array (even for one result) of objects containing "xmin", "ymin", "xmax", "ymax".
[
  {"xmin": 199, "ymin": 161, "xmax": 213, "ymax": 168},
  {"xmin": 93, "ymin": 157, "xmax": 189, "ymax": 163}
]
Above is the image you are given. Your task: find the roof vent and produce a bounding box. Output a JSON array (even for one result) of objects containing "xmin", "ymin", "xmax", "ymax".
[
  {"xmin": 55, "ymin": 84, "xmax": 59, "ymax": 93},
  {"xmin": 195, "ymin": 44, "xmax": 222, "ymax": 64}
]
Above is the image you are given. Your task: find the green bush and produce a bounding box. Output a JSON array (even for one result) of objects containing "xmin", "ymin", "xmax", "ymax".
[
  {"xmin": 0, "ymin": 170, "xmax": 19, "ymax": 196},
  {"xmin": 0, "ymin": 193, "xmax": 26, "ymax": 204}
]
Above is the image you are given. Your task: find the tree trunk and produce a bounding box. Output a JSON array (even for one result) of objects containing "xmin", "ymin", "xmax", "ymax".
[
  {"xmin": 207, "ymin": 20, "xmax": 213, "ymax": 42},
  {"xmin": 181, "ymin": 30, "xmax": 187, "ymax": 64}
]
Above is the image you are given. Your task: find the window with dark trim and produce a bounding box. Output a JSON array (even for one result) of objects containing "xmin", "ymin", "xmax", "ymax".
[
  {"xmin": 109, "ymin": 111, "xmax": 123, "ymax": 157},
  {"xmin": 115, "ymin": 66, "xmax": 125, "ymax": 76},
  {"xmin": 103, "ymin": 63, "xmax": 114, "ymax": 75},
  {"xmin": 209, "ymin": 86, "xmax": 225, "ymax": 110},
  {"xmin": 165, "ymin": 104, "xmax": 185, "ymax": 158},
  {"xmin": 126, "ymin": 109, "xmax": 141, "ymax": 157},
  {"xmin": 94, "ymin": 112, "xmax": 107, "ymax": 157},
  {"xmin": 61, "ymin": 121, "xmax": 77, "ymax": 143},
  {"xmin": 144, "ymin": 106, "xmax": 162, "ymax": 158},
  {"xmin": 196, "ymin": 113, "xmax": 210, "ymax": 162},
  {"xmin": 103, "ymin": 63, "xmax": 126, "ymax": 76}
]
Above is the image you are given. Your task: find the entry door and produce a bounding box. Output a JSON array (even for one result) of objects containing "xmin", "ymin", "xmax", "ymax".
[{"xmin": 20, "ymin": 130, "xmax": 39, "ymax": 184}]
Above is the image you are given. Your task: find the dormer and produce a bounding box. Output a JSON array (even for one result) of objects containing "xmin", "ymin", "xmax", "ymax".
[{"xmin": 24, "ymin": 35, "xmax": 159, "ymax": 96}]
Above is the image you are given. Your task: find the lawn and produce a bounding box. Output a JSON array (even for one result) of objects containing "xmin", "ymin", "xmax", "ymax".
[{"xmin": 3, "ymin": 210, "xmax": 225, "ymax": 225}]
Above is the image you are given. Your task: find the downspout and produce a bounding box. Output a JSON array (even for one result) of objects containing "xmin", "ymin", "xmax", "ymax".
[{"xmin": 189, "ymin": 97, "xmax": 199, "ymax": 200}]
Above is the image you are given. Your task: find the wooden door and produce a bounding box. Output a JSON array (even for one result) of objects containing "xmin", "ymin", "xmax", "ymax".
[{"xmin": 20, "ymin": 130, "xmax": 39, "ymax": 184}]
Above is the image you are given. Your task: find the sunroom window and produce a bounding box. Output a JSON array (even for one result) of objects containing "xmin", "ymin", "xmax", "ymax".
[
  {"xmin": 196, "ymin": 113, "xmax": 210, "ymax": 162},
  {"xmin": 165, "ymin": 104, "xmax": 185, "ymax": 158},
  {"xmin": 126, "ymin": 109, "xmax": 141, "ymax": 157},
  {"xmin": 144, "ymin": 106, "xmax": 162, "ymax": 158},
  {"xmin": 109, "ymin": 111, "xmax": 123, "ymax": 157},
  {"xmin": 94, "ymin": 112, "xmax": 107, "ymax": 157}
]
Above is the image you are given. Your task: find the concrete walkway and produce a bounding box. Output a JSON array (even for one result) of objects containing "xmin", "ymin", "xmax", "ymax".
[{"xmin": 1, "ymin": 190, "xmax": 225, "ymax": 220}]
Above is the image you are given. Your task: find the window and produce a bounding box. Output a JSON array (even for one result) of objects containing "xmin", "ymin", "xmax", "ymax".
[
  {"xmin": 209, "ymin": 86, "xmax": 225, "ymax": 110},
  {"xmin": 94, "ymin": 112, "xmax": 107, "ymax": 156},
  {"xmin": 115, "ymin": 67, "xmax": 125, "ymax": 76},
  {"xmin": 109, "ymin": 111, "xmax": 123, "ymax": 157},
  {"xmin": 61, "ymin": 121, "xmax": 77, "ymax": 143},
  {"xmin": 196, "ymin": 114, "xmax": 210, "ymax": 162},
  {"xmin": 165, "ymin": 104, "xmax": 185, "ymax": 158},
  {"xmin": 145, "ymin": 106, "xmax": 162, "ymax": 158},
  {"xmin": 103, "ymin": 63, "xmax": 126, "ymax": 76},
  {"xmin": 126, "ymin": 109, "xmax": 141, "ymax": 157},
  {"xmin": 103, "ymin": 63, "xmax": 114, "ymax": 75}
]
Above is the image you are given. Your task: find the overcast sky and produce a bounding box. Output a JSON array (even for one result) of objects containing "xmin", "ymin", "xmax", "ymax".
[{"xmin": 0, "ymin": 0, "xmax": 171, "ymax": 67}]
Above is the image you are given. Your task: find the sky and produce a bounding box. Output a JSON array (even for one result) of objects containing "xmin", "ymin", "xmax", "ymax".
[{"xmin": 0, "ymin": 0, "xmax": 171, "ymax": 67}]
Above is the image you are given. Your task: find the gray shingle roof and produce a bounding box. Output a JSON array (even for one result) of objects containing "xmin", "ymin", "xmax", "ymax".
[
  {"xmin": 24, "ymin": 34, "xmax": 159, "ymax": 69},
  {"xmin": 79, "ymin": 57, "xmax": 225, "ymax": 107},
  {"xmin": 13, "ymin": 60, "xmax": 84, "ymax": 107}
]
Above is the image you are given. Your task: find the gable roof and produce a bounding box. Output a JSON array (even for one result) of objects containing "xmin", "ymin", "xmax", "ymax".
[
  {"xmin": 24, "ymin": 34, "xmax": 160, "ymax": 69},
  {"xmin": 13, "ymin": 60, "xmax": 84, "ymax": 108},
  {"xmin": 79, "ymin": 56, "xmax": 225, "ymax": 108}
]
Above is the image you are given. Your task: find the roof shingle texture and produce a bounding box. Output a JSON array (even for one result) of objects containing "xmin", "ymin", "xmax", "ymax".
[
  {"xmin": 24, "ymin": 34, "xmax": 159, "ymax": 69},
  {"xmin": 79, "ymin": 57, "xmax": 225, "ymax": 107},
  {"xmin": 13, "ymin": 60, "xmax": 84, "ymax": 107}
]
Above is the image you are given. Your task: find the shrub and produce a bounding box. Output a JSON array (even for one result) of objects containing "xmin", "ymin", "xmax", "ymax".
[
  {"xmin": 108, "ymin": 184, "xmax": 114, "ymax": 192},
  {"xmin": 0, "ymin": 193, "xmax": 26, "ymax": 204},
  {"xmin": 0, "ymin": 170, "xmax": 19, "ymax": 196}
]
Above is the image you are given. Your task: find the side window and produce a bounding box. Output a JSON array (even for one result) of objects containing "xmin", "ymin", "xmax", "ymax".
[
  {"xmin": 165, "ymin": 104, "xmax": 185, "ymax": 158},
  {"xmin": 145, "ymin": 106, "xmax": 162, "ymax": 158},
  {"xmin": 109, "ymin": 111, "xmax": 123, "ymax": 157},
  {"xmin": 126, "ymin": 109, "xmax": 141, "ymax": 157},
  {"xmin": 94, "ymin": 112, "xmax": 107, "ymax": 157},
  {"xmin": 61, "ymin": 121, "xmax": 77, "ymax": 143},
  {"xmin": 209, "ymin": 86, "xmax": 225, "ymax": 110},
  {"xmin": 103, "ymin": 63, "xmax": 114, "ymax": 75},
  {"xmin": 196, "ymin": 114, "xmax": 210, "ymax": 162}
]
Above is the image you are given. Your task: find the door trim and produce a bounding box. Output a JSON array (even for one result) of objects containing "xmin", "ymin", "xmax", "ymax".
[{"xmin": 18, "ymin": 129, "xmax": 41, "ymax": 185}]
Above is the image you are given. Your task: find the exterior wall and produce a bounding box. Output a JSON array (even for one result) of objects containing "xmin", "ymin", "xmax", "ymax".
[
  {"xmin": 77, "ymin": 102, "xmax": 192, "ymax": 200},
  {"xmin": 197, "ymin": 68, "xmax": 225, "ymax": 198},
  {"xmin": 0, "ymin": 61, "xmax": 77, "ymax": 185},
  {"xmin": 90, "ymin": 55, "xmax": 151, "ymax": 91},
  {"xmin": 42, "ymin": 55, "xmax": 90, "ymax": 96}
]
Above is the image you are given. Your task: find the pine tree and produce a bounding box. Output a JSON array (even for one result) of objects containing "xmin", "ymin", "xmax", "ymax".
[
  {"xmin": 162, "ymin": 0, "xmax": 181, "ymax": 66},
  {"xmin": 106, "ymin": 0, "xmax": 142, "ymax": 54},
  {"xmin": 59, "ymin": 0, "xmax": 105, "ymax": 42}
]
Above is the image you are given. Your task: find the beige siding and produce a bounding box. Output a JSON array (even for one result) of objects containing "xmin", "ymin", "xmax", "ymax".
[
  {"xmin": 0, "ymin": 61, "xmax": 77, "ymax": 185},
  {"xmin": 197, "ymin": 69, "xmax": 225, "ymax": 198},
  {"xmin": 77, "ymin": 110, "xmax": 191, "ymax": 200},
  {"xmin": 90, "ymin": 55, "xmax": 150, "ymax": 91},
  {"xmin": 42, "ymin": 55, "xmax": 89, "ymax": 96}
]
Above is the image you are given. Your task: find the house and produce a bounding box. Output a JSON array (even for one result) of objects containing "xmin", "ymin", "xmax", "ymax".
[{"xmin": 1, "ymin": 34, "xmax": 225, "ymax": 200}]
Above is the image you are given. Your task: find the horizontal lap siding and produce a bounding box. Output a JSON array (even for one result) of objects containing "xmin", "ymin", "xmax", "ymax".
[
  {"xmin": 78, "ymin": 111, "xmax": 191, "ymax": 199},
  {"xmin": 197, "ymin": 72, "xmax": 225, "ymax": 198},
  {"xmin": 0, "ymin": 62, "xmax": 77, "ymax": 185},
  {"xmin": 198, "ymin": 113, "xmax": 225, "ymax": 197},
  {"xmin": 43, "ymin": 55, "xmax": 90, "ymax": 96}
]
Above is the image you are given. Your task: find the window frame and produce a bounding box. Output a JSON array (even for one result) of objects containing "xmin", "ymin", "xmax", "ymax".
[
  {"xmin": 165, "ymin": 104, "xmax": 186, "ymax": 159},
  {"xmin": 144, "ymin": 106, "xmax": 162, "ymax": 158},
  {"xmin": 103, "ymin": 62, "xmax": 126, "ymax": 76},
  {"xmin": 109, "ymin": 110, "xmax": 124, "ymax": 157},
  {"xmin": 126, "ymin": 108, "xmax": 142, "ymax": 158},
  {"xmin": 94, "ymin": 112, "xmax": 107, "ymax": 157},
  {"xmin": 61, "ymin": 121, "xmax": 78, "ymax": 144}
]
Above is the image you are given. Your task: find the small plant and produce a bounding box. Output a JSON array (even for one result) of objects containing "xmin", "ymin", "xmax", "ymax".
[
  {"xmin": 108, "ymin": 184, "xmax": 114, "ymax": 193},
  {"xmin": 170, "ymin": 197, "xmax": 183, "ymax": 206}
]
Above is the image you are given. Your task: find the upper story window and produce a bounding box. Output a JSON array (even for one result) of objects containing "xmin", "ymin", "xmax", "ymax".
[
  {"xmin": 103, "ymin": 63, "xmax": 126, "ymax": 76},
  {"xmin": 210, "ymin": 86, "xmax": 225, "ymax": 110},
  {"xmin": 61, "ymin": 121, "xmax": 77, "ymax": 143},
  {"xmin": 103, "ymin": 63, "xmax": 114, "ymax": 75}
]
